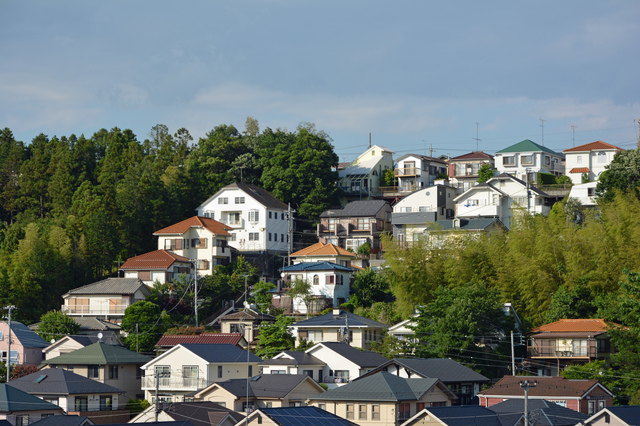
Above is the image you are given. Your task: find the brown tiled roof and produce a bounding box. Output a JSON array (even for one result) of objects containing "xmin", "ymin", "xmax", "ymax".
[
  {"xmin": 156, "ymin": 333, "xmax": 243, "ymax": 347},
  {"xmin": 563, "ymin": 141, "xmax": 624, "ymax": 153},
  {"xmin": 291, "ymin": 242, "xmax": 356, "ymax": 257},
  {"xmin": 450, "ymin": 151, "xmax": 494, "ymax": 161},
  {"xmin": 154, "ymin": 216, "xmax": 231, "ymax": 236},
  {"xmin": 531, "ymin": 319, "xmax": 611, "ymax": 333},
  {"xmin": 569, "ymin": 167, "xmax": 590, "ymax": 173},
  {"xmin": 120, "ymin": 250, "xmax": 190, "ymax": 270},
  {"xmin": 478, "ymin": 376, "xmax": 609, "ymax": 398}
]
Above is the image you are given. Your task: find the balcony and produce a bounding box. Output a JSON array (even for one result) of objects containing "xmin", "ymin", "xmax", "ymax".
[
  {"xmin": 395, "ymin": 167, "xmax": 420, "ymax": 177},
  {"xmin": 528, "ymin": 346, "xmax": 595, "ymax": 358},
  {"xmin": 62, "ymin": 304, "xmax": 129, "ymax": 316},
  {"xmin": 141, "ymin": 375, "xmax": 209, "ymax": 391}
]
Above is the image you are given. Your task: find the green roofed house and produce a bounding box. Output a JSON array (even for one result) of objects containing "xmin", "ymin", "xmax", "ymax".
[
  {"xmin": 494, "ymin": 139, "xmax": 564, "ymax": 182},
  {"xmin": 0, "ymin": 383, "xmax": 65, "ymax": 425},
  {"xmin": 40, "ymin": 342, "xmax": 151, "ymax": 406}
]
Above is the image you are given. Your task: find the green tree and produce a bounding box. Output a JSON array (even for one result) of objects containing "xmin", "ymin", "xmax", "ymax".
[
  {"xmin": 36, "ymin": 310, "xmax": 80, "ymax": 341},
  {"xmin": 544, "ymin": 283, "xmax": 597, "ymax": 323},
  {"xmin": 252, "ymin": 281, "xmax": 276, "ymax": 312},
  {"xmin": 121, "ymin": 301, "xmax": 172, "ymax": 352},
  {"xmin": 477, "ymin": 163, "xmax": 494, "ymax": 183},
  {"xmin": 287, "ymin": 278, "xmax": 314, "ymax": 316},
  {"xmin": 381, "ymin": 169, "xmax": 396, "ymax": 187},
  {"xmin": 350, "ymin": 268, "xmax": 389, "ymax": 308},
  {"xmin": 255, "ymin": 315, "xmax": 295, "ymax": 358},
  {"xmin": 19, "ymin": 133, "xmax": 52, "ymax": 218},
  {"xmin": 596, "ymin": 148, "xmax": 640, "ymax": 202},
  {"xmin": 0, "ymin": 129, "xmax": 25, "ymax": 223}
]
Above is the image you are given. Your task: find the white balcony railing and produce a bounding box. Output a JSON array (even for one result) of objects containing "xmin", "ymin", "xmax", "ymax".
[
  {"xmin": 62, "ymin": 304, "xmax": 129, "ymax": 316},
  {"xmin": 141, "ymin": 376, "xmax": 209, "ymax": 391}
]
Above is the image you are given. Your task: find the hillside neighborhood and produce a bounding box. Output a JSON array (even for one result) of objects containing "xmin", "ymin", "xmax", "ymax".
[{"xmin": 1, "ymin": 126, "xmax": 640, "ymax": 426}]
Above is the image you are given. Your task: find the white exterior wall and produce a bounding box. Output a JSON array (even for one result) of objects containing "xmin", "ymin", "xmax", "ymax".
[
  {"xmin": 196, "ymin": 188, "xmax": 289, "ymax": 253},
  {"xmin": 284, "ymin": 270, "xmax": 351, "ymax": 313},
  {"xmin": 123, "ymin": 269, "xmax": 181, "ymax": 286},
  {"xmin": 396, "ymin": 156, "xmax": 446, "ymax": 190},
  {"xmin": 291, "ymin": 254, "xmax": 355, "ymax": 266},
  {"xmin": 567, "ymin": 182, "xmax": 598, "ymax": 207},
  {"xmin": 565, "ymin": 149, "xmax": 618, "ymax": 184},
  {"xmin": 53, "ymin": 394, "xmax": 120, "ymax": 412},
  {"xmin": 156, "ymin": 228, "xmax": 231, "ymax": 277},
  {"xmin": 495, "ymin": 151, "xmax": 564, "ymax": 178},
  {"xmin": 393, "ymin": 186, "xmax": 455, "ymax": 219},
  {"xmin": 62, "ymin": 294, "xmax": 133, "ymax": 319}
]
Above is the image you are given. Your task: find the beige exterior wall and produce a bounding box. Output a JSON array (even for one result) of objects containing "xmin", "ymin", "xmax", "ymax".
[
  {"xmin": 220, "ymin": 319, "xmax": 256, "ymax": 343},
  {"xmin": 0, "ymin": 410, "xmax": 65, "ymax": 425}
]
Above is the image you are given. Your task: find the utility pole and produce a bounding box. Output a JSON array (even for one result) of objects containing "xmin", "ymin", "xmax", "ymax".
[
  {"xmin": 5, "ymin": 305, "xmax": 16, "ymax": 382},
  {"xmin": 473, "ymin": 122, "xmax": 482, "ymax": 152},
  {"xmin": 287, "ymin": 203, "xmax": 293, "ymax": 266},
  {"xmin": 511, "ymin": 331, "xmax": 515, "ymax": 376},
  {"xmin": 155, "ymin": 370, "xmax": 170, "ymax": 422},
  {"xmin": 539, "ymin": 117, "xmax": 546, "ymax": 146},
  {"xmin": 520, "ymin": 379, "xmax": 537, "ymax": 426},
  {"xmin": 571, "ymin": 125, "xmax": 577, "ymax": 147}
]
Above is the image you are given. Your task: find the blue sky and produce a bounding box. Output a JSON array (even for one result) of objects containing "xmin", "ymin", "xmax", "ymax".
[{"xmin": 1, "ymin": 1, "xmax": 639, "ymax": 161}]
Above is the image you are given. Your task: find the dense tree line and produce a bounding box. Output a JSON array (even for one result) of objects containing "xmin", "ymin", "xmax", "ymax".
[{"xmin": 0, "ymin": 120, "xmax": 339, "ymax": 322}]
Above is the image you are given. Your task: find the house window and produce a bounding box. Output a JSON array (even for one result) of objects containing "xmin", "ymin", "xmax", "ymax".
[
  {"xmin": 249, "ymin": 233, "xmax": 259, "ymax": 241},
  {"xmin": 274, "ymin": 212, "xmax": 278, "ymax": 219},
  {"xmin": 357, "ymin": 218, "xmax": 370, "ymax": 230},
  {"xmin": 346, "ymin": 238, "xmax": 367, "ymax": 251},
  {"xmin": 307, "ymin": 330, "xmax": 323, "ymax": 342},
  {"xmin": 598, "ymin": 151, "xmax": 607, "ymax": 163},
  {"xmin": 326, "ymin": 275, "xmax": 335, "ymax": 285},
  {"xmin": 313, "ymin": 275, "xmax": 319, "ymax": 285},
  {"xmin": 281, "ymin": 234, "xmax": 284, "ymax": 242},
  {"xmin": 577, "ymin": 155, "xmax": 582, "ymax": 164},
  {"xmin": 15, "ymin": 415, "xmax": 29, "ymax": 426},
  {"xmin": 588, "ymin": 401, "xmax": 595, "ymax": 415},
  {"xmin": 334, "ymin": 370, "xmax": 349, "ymax": 382},
  {"xmin": 164, "ymin": 238, "xmax": 183, "ymax": 250},
  {"xmin": 282, "ymin": 213, "xmax": 285, "ymax": 220},
  {"xmin": 218, "ymin": 365, "xmax": 223, "ymax": 378},
  {"xmin": 191, "ymin": 238, "xmax": 207, "ymax": 248},
  {"xmin": 346, "ymin": 404, "xmax": 354, "ymax": 420},
  {"xmin": 503, "ymin": 156, "xmax": 515, "ymax": 166},
  {"xmin": 266, "ymin": 402, "xmax": 273, "ymax": 408},
  {"xmin": 108, "ymin": 365, "xmax": 118, "ymax": 379},
  {"xmin": 372, "ymin": 404, "xmax": 380, "ymax": 420},
  {"xmin": 218, "ymin": 197, "xmax": 228, "ymax": 204},
  {"xmin": 196, "ymin": 260, "xmax": 209, "ymax": 270},
  {"xmin": 75, "ymin": 396, "xmax": 88, "ymax": 412},
  {"xmin": 183, "ymin": 366, "xmax": 198, "ymax": 387},
  {"xmin": 521, "ymin": 155, "xmax": 533, "ymax": 165},
  {"xmin": 318, "ymin": 403, "xmax": 325, "ymax": 411},
  {"xmin": 302, "ymin": 370, "xmax": 313, "ymax": 378},
  {"xmin": 419, "ymin": 206, "xmax": 431, "ymax": 212},
  {"xmin": 44, "ymin": 397, "xmax": 58, "ymax": 406},
  {"xmin": 249, "ymin": 365, "xmax": 253, "ymax": 377},
  {"xmin": 100, "ymin": 395, "xmax": 113, "ymax": 411},
  {"xmin": 229, "ymin": 233, "xmax": 236, "ymax": 242},
  {"xmin": 268, "ymin": 233, "xmax": 272, "ymax": 241},
  {"xmin": 248, "ymin": 210, "xmax": 259, "ymax": 223},
  {"xmin": 235, "ymin": 197, "xmax": 245, "ymax": 204},
  {"xmin": 138, "ymin": 270, "xmax": 151, "ymax": 281},
  {"xmin": 328, "ymin": 218, "xmax": 336, "ymax": 231},
  {"xmin": 359, "ymin": 404, "xmax": 367, "ymax": 420},
  {"xmin": 225, "ymin": 212, "xmax": 241, "ymax": 225},
  {"xmin": 88, "ymin": 365, "xmax": 100, "ymax": 379},
  {"xmin": 400, "ymin": 207, "xmax": 412, "ymax": 212},
  {"xmin": 545, "ymin": 156, "xmax": 551, "ymax": 165},
  {"xmin": 0, "ymin": 331, "xmax": 3, "ymax": 340},
  {"xmin": 337, "ymin": 275, "xmax": 344, "ymax": 285},
  {"xmin": 156, "ymin": 366, "xmax": 171, "ymax": 386},
  {"xmin": 417, "ymin": 402, "xmax": 425, "ymax": 412},
  {"xmin": 431, "ymin": 401, "xmax": 446, "ymax": 407},
  {"xmin": 270, "ymin": 370, "xmax": 286, "ymax": 374},
  {"xmin": 399, "ymin": 402, "xmax": 411, "ymax": 420}
]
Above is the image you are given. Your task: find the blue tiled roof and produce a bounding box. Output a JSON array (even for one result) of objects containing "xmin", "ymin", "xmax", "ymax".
[
  {"xmin": 605, "ymin": 405, "xmax": 640, "ymax": 424},
  {"xmin": 8, "ymin": 368, "xmax": 123, "ymax": 395},
  {"xmin": 419, "ymin": 406, "xmax": 501, "ymax": 426},
  {"xmin": 261, "ymin": 406, "xmax": 357, "ymax": 426},
  {"xmin": 280, "ymin": 262, "xmax": 353, "ymax": 273},
  {"xmin": 180, "ymin": 344, "xmax": 262, "ymax": 363},
  {"xmin": 4, "ymin": 321, "xmax": 49, "ymax": 348}
]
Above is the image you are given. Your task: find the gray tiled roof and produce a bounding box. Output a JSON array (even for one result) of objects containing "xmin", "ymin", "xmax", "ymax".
[
  {"xmin": 63, "ymin": 278, "xmax": 150, "ymax": 297},
  {"xmin": 0, "ymin": 383, "xmax": 63, "ymax": 412},
  {"xmin": 603, "ymin": 406, "xmax": 640, "ymax": 424},
  {"xmin": 30, "ymin": 415, "xmax": 92, "ymax": 425},
  {"xmin": 389, "ymin": 358, "xmax": 490, "ymax": 383},
  {"xmin": 200, "ymin": 182, "xmax": 288, "ymax": 211},
  {"xmin": 260, "ymin": 406, "xmax": 358, "ymax": 426},
  {"xmin": 3, "ymin": 321, "xmax": 49, "ymax": 348},
  {"xmin": 215, "ymin": 374, "xmax": 319, "ymax": 398},
  {"xmin": 488, "ymin": 399, "xmax": 589, "ymax": 426},
  {"xmin": 320, "ymin": 200, "xmax": 390, "ymax": 218},
  {"xmin": 280, "ymin": 261, "xmax": 353, "ymax": 273},
  {"xmin": 413, "ymin": 406, "xmax": 501, "ymax": 426},
  {"xmin": 259, "ymin": 351, "xmax": 324, "ymax": 366},
  {"xmin": 311, "ymin": 372, "xmax": 438, "ymax": 402},
  {"xmin": 156, "ymin": 401, "xmax": 243, "ymax": 425},
  {"xmin": 430, "ymin": 218, "xmax": 505, "ymax": 231},
  {"xmin": 180, "ymin": 344, "xmax": 262, "ymax": 363},
  {"xmin": 8, "ymin": 368, "xmax": 123, "ymax": 395},
  {"xmin": 314, "ymin": 342, "xmax": 388, "ymax": 368},
  {"xmin": 292, "ymin": 310, "xmax": 387, "ymax": 329},
  {"xmin": 73, "ymin": 317, "xmax": 121, "ymax": 331}
]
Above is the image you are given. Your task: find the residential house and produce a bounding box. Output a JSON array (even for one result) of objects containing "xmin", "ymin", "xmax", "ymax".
[
  {"xmin": 447, "ymin": 151, "xmax": 495, "ymax": 194},
  {"xmin": 527, "ymin": 319, "xmax": 615, "ymax": 376},
  {"xmin": 357, "ymin": 358, "xmax": 490, "ymax": 406},
  {"xmin": 395, "ymin": 154, "xmax": 448, "ymax": 192},
  {"xmin": 307, "ymin": 371, "xmax": 456, "ymax": 425},
  {"xmin": 192, "ymin": 374, "xmax": 324, "ymax": 411},
  {"xmin": 454, "ymin": 173, "xmax": 552, "ymax": 229},
  {"xmin": 567, "ymin": 182, "xmax": 598, "ymax": 208},
  {"xmin": 289, "ymin": 242, "xmax": 357, "ymax": 268},
  {"xmin": 195, "ymin": 183, "xmax": 291, "ymax": 256},
  {"xmin": 400, "ymin": 405, "xmax": 501, "ymax": 426},
  {"xmin": 244, "ymin": 406, "xmax": 358, "ymax": 426},
  {"xmin": 337, "ymin": 145, "xmax": 394, "ymax": 202},
  {"xmin": 416, "ymin": 218, "xmax": 507, "ymax": 250},
  {"xmin": 71, "ymin": 317, "xmax": 121, "ymax": 341},
  {"xmin": 43, "ymin": 335, "xmax": 120, "ymax": 361},
  {"xmin": 0, "ymin": 383, "xmax": 65, "ymax": 425},
  {"xmin": 30, "ymin": 415, "xmax": 93, "ymax": 425},
  {"xmin": 260, "ymin": 342, "xmax": 388, "ymax": 388},
  {"xmin": 216, "ymin": 310, "xmax": 276, "ymax": 345},
  {"xmin": 0, "ymin": 321, "xmax": 48, "ymax": 366},
  {"xmin": 477, "ymin": 376, "xmax": 614, "ymax": 416},
  {"xmin": 155, "ymin": 333, "xmax": 247, "ymax": 353},
  {"xmin": 318, "ymin": 200, "xmax": 393, "ymax": 254},
  {"xmin": 130, "ymin": 401, "xmax": 244, "ymax": 425},
  {"xmin": 278, "ymin": 262, "xmax": 353, "ymax": 314},
  {"xmin": 120, "ymin": 250, "xmax": 194, "ymax": 286},
  {"xmin": 40, "ymin": 342, "xmax": 151, "ymax": 406},
  {"xmin": 152, "ymin": 215, "xmax": 233, "ymax": 277},
  {"xmin": 7, "ymin": 368, "xmax": 129, "ymax": 424},
  {"xmin": 391, "ymin": 184, "xmax": 457, "ymax": 245},
  {"xmin": 140, "ymin": 344, "xmax": 262, "ymax": 402},
  {"xmin": 487, "ymin": 399, "xmax": 589, "ymax": 426},
  {"xmin": 289, "ymin": 309, "xmax": 387, "ymax": 350},
  {"xmin": 563, "ymin": 141, "xmax": 624, "ymax": 184},
  {"xmin": 61, "ymin": 278, "xmax": 151, "ymax": 323},
  {"xmin": 494, "ymin": 139, "xmax": 565, "ymax": 180},
  {"xmin": 579, "ymin": 405, "xmax": 640, "ymax": 426}
]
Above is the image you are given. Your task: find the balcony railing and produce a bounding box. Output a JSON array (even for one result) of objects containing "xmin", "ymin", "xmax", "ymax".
[
  {"xmin": 395, "ymin": 167, "xmax": 420, "ymax": 177},
  {"xmin": 528, "ymin": 346, "xmax": 595, "ymax": 358},
  {"xmin": 141, "ymin": 376, "xmax": 209, "ymax": 391},
  {"xmin": 62, "ymin": 304, "xmax": 129, "ymax": 316}
]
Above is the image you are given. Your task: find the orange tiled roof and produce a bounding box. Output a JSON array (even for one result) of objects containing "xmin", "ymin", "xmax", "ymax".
[
  {"xmin": 291, "ymin": 242, "xmax": 356, "ymax": 257},
  {"xmin": 154, "ymin": 216, "xmax": 231, "ymax": 236},
  {"xmin": 563, "ymin": 141, "xmax": 624, "ymax": 153},
  {"xmin": 156, "ymin": 333, "xmax": 243, "ymax": 347},
  {"xmin": 531, "ymin": 319, "xmax": 611, "ymax": 333},
  {"xmin": 120, "ymin": 250, "xmax": 190, "ymax": 270},
  {"xmin": 477, "ymin": 375, "xmax": 608, "ymax": 398},
  {"xmin": 569, "ymin": 167, "xmax": 590, "ymax": 174}
]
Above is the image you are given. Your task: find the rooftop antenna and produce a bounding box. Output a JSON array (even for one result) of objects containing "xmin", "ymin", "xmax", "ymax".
[
  {"xmin": 473, "ymin": 122, "xmax": 482, "ymax": 151},
  {"xmin": 423, "ymin": 139, "xmax": 428, "ymax": 155},
  {"xmin": 369, "ymin": 132, "xmax": 371, "ymax": 149},
  {"xmin": 539, "ymin": 117, "xmax": 546, "ymax": 146},
  {"xmin": 570, "ymin": 125, "xmax": 577, "ymax": 147},
  {"xmin": 635, "ymin": 118, "xmax": 640, "ymax": 149}
]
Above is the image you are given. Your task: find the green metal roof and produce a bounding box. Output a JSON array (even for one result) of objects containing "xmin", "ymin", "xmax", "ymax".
[
  {"xmin": 42, "ymin": 342, "xmax": 151, "ymax": 366},
  {"xmin": 496, "ymin": 139, "xmax": 563, "ymax": 157},
  {"xmin": 0, "ymin": 383, "xmax": 62, "ymax": 412}
]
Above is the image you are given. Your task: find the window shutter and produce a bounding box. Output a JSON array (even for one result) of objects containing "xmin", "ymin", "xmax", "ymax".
[
  {"xmin": 299, "ymin": 330, "xmax": 308, "ymax": 339},
  {"xmin": 176, "ymin": 239, "xmax": 182, "ymax": 250}
]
